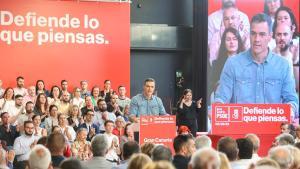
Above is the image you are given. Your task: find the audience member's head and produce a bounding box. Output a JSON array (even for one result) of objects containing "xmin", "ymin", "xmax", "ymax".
[
  {"xmin": 255, "ymin": 157, "xmax": 281, "ymax": 169},
  {"xmin": 47, "ymin": 132, "xmax": 66, "ymax": 155},
  {"xmin": 173, "ymin": 134, "xmax": 195, "ymax": 158},
  {"xmin": 285, "ymin": 145, "xmax": 300, "ymax": 169},
  {"xmin": 245, "ymin": 133, "xmax": 260, "ymax": 154},
  {"xmin": 195, "ymin": 135, "xmax": 212, "ymax": 150},
  {"xmin": 28, "ymin": 145, "xmax": 52, "ymax": 169},
  {"xmin": 236, "ymin": 138, "xmax": 253, "ymax": 159},
  {"xmin": 143, "ymin": 161, "xmax": 176, "ymax": 169},
  {"xmin": 141, "ymin": 143, "xmax": 155, "ymax": 158},
  {"xmin": 151, "ymin": 145, "xmax": 172, "ymax": 162},
  {"xmin": 91, "ymin": 134, "xmax": 109, "ymax": 157},
  {"xmin": 275, "ymin": 133, "xmax": 295, "ymax": 146},
  {"xmin": 217, "ymin": 137, "xmax": 238, "ymax": 161},
  {"xmin": 189, "ymin": 147, "xmax": 221, "ymax": 169},
  {"xmin": 37, "ymin": 136, "xmax": 48, "ymax": 146},
  {"xmin": 219, "ymin": 152, "xmax": 231, "ymax": 169},
  {"xmin": 123, "ymin": 141, "xmax": 140, "ymax": 160},
  {"xmin": 268, "ymin": 146, "xmax": 293, "ymax": 169},
  {"xmin": 59, "ymin": 158, "xmax": 83, "ymax": 169},
  {"xmin": 128, "ymin": 153, "xmax": 152, "ymax": 169}
]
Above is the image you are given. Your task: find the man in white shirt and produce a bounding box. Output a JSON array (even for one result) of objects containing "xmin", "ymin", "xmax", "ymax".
[
  {"xmin": 116, "ymin": 85, "xmax": 131, "ymax": 111},
  {"xmin": 103, "ymin": 120, "xmax": 120, "ymax": 163},
  {"xmin": 17, "ymin": 101, "xmax": 35, "ymax": 133},
  {"xmin": 13, "ymin": 121, "xmax": 39, "ymax": 169},
  {"xmin": 23, "ymin": 86, "xmax": 36, "ymax": 105},
  {"xmin": 59, "ymin": 91, "xmax": 71, "ymax": 116},
  {"xmin": 7, "ymin": 94, "xmax": 25, "ymax": 124},
  {"xmin": 208, "ymin": 0, "xmax": 249, "ymax": 44},
  {"xmin": 245, "ymin": 133, "xmax": 261, "ymax": 162},
  {"xmin": 13, "ymin": 76, "xmax": 27, "ymax": 97}
]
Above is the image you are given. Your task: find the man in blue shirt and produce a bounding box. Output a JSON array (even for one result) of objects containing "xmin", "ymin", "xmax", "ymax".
[
  {"xmin": 130, "ymin": 78, "xmax": 167, "ymax": 116},
  {"xmin": 215, "ymin": 13, "xmax": 299, "ymax": 119}
]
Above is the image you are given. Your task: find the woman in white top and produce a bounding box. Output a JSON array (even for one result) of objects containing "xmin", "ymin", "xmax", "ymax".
[
  {"xmin": 58, "ymin": 113, "xmax": 76, "ymax": 142},
  {"xmin": 71, "ymin": 87, "xmax": 84, "ymax": 109},
  {"xmin": 32, "ymin": 114, "xmax": 47, "ymax": 137},
  {"xmin": 0, "ymin": 87, "xmax": 15, "ymax": 113},
  {"xmin": 44, "ymin": 105, "xmax": 59, "ymax": 134}
]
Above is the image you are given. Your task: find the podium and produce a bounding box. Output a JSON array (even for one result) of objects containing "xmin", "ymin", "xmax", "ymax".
[{"xmin": 139, "ymin": 115, "xmax": 177, "ymax": 153}]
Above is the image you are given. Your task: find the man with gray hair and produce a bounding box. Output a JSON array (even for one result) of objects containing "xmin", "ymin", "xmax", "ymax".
[
  {"xmin": 195, "ymin": 135, "xmax": 212, "ymax": 149},
  {"xmin": 28, "ymin": 145, "xmax": 52, "ymax": 169},
  {"xmin": 188, "ymin": 147, "xmax": 221, "ymax": 169},
  {"xmin": 275, "ymin": 133, "xmax": 295, "ymax": 146},
  {"xmin": 152, "ymin": 145, "xmax": 173, "ymax": 162},
  {"xmin": 83, "ymin": 134, "xmax": 113, "ymax": 169},
  {"xmin": 268, "ymin": 146, "xmax": 293, "ymax": 169},
  {"xmin": 245, "ymin": 133, "xmax": 261, "ymax": 162}
]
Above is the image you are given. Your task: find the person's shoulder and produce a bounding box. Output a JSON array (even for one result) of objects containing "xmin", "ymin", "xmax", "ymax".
[
  {"xmin": 131, "ymin": 93, "xmax": 143, "ymax": 100},
  {"xmin": 208, "ymin": 9, "xmax": 222, "ymax": 19}
]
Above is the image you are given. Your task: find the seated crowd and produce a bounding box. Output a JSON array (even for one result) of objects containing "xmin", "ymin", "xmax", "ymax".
[{"xmin": 0, "ymin": 77, "xmax": 299, "ymax": 169}]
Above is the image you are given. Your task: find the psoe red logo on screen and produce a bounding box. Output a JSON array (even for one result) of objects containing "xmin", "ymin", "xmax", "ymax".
[
  {"xmin": 215, "ymin": 106, "xmax": 229, "ymax": 122},
  {"xmin": 229, "ymin": 106, "xmax": 243, "ymax": 122}
]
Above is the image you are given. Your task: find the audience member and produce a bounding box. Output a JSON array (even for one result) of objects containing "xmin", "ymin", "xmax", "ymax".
[
  {"xmin": 152, "ymin": 145, "xmax": 172, "ymax": 162},
  {"xmin": 231, "ymin": 138, "xmax": 253, "ymax": 169},
  {"xmin": 44, "ymin": 105, "xmax": 59, "ymax": 134},
  {"xmin": 80, "ymin": 80, "xmax": 91, "ymax": 99},
  {"xmin": 268, "ymin": 145, "xmax": 293, "ymax": 169},
  {"xmin": 28, "ymin": 144, "xmax": 52, "ymax": 169},
  {"xmin": 107, "ymin": 94, "xmax": 123, "ymax": 117},
  {"xmin": 141, "ymin": 142, "xmax": 155, "ymax": 158},
  {"xmin": 32, "ymin": 115, "xmax": 47, "ymax": 137},
  {"xmin": 71, "ymin": 87, "xmax": 85, "ymax": 109},
  {"xmin": 0, "ymin": 112, "xmax": 20, "ymax": 147},
  {"xmin": 67, "ymin": 105, "xmax": 83, "ymax": 132},
  {"xmin": 189, "ymin": 147, "xmax": 221, "ymax": 169},
  {"xmin": 91, "ymin": 86, "xmax": 101, "ymax": 106},
  {"xmin": 23, "ymin": 86, "xmax": 37, "ymax": 105},
  {"xmin": 81, "ymin": 96, "xmax": 98, "ymax": 117},
  {"xmin": 195, "ymin": 135, "xmax": 212, "ymax": 150},
  {"xmin": 219, "ymin": 152, "xmax": 231, "ymax": 169},
  {"xmin": 113, "ymin": 141, "xmax": 140, "ymax": 169},
  {"xmin": 59, "ymin": 91, "xmax": 71, "ymax": 116},
  {"xmin": 60, "ymin": 80, "xmax": 69, "ymax": 94},
  {"xmin": 78, "ymin": 110, "xmax": 99, "ymax": 141},
  {"xmin": 0, "ymin": 88, "xmax": 15, "ymax": 113},
  {"xmin": 34, "ymin": 93, "xmax": 49, "ymax": 123},
  {"xmin": 103, "ymin": 120, "xmax": 120, "ymax": 163},
  {"xmin": 35, "ymin": 80, "xmax": 50, "ymax": 96},
  {"xmin": 60, "ymin": 158, "xmax": 83, "ymax": 169},
  {"xmin": 127, "ymin": 153, "xmax": 152, "ymax": 169},
  {"xmin": 116, "ymin": 85, "xmax": 131, "ymax": 111},
  {"xmin": 13, "ymin": 76, "xmax": 27, "ymax": 96},
  {"xmin": 173, "ymin": 134, "xmax": 195, "ymax": 169},
  {"xmin": 71, "ymin": 128, "xmax": 92, "ymax": 161},
  {"xmin": 47, "ymin": 132, "xmax": 66, "ymax": 168},
  {"xmin": 217, "ymin": 137, "xmax": 238, "ymax": 162},
  {"xmin": 275, "ymin": 133, "xmax": 295, "ymax": 146},
  {"xmin": 58, "ymin": 114, "xmax": 76, "ymax": 142},
  {"xmin": 17, "ymin": 101, "xmax": 35, "ymax": 133},
  {"xmin": 245, "ymin": 133, "xmax": 261, "ymax": 162},
  {"xmin": 143, "ymin": 161, "xmax": 176, "ymax": 169},
  {"xmin": 100, "ymin": 80, "xmax": 114, "ymax": 103}
]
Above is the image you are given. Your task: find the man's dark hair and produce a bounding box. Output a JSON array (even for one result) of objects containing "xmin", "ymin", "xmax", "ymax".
[
  {"xmin": 104, "ymin": 80, "xmax": 110, "ymax": 84},
  {"xmin": 25, "ymin": 101, "xmax": 34, "ymax": 107},
  {"xmin": 37, "ymin": 136, "xmax": 48, "ymax": 146},
  {"xmin": 173, "ymin": 134, "xmax": 193, "ymax": 153},
  {"xmin": 151, "ymin": 145, "xmax": 172, "ymax": 162},
  {"xmin": 118, "ymin": 85, "xmax": 125, "ymax": 90},
  {"xmin": 222, "ymin": 1, "xmax": 236, "ymax": 9},
  {"xmin": 236, "ymin": 138, "xmax": 253, "ymax": 159},
  {"xmin": 0, "ymin": 112, "xmax": 8, "ymax": 118},
  {"xmin": 122, "ymin": 141, "xmax": 140, "ymax": 160},
  {"xmin": 144, "ymin": 78, "xmax": 155, "ymax": 85},
  {"xmin": 217, "ymin": 137, "xmax": 238, "ymax": 161},
  {"xmin": 104, "ymin": 120, "xmax": 114, "ymax": 127},
  {"xmin": 251, "ymin": 13, "xmax": 272, "ymax": 32},
  {"xmin": 47, "ymin": 132, "xmax": 66, "ymax": 153},
  {"xmin": 61, "ymin": 80, "xmax": 67, "ymax": 85},
  {"xmin": 24, "ymin": 120, "xmax": 33, "ymax": 127},
  {"xmin": 60, "ymin": 158, "xmax": 83, "ymax": 169},
  {"xmin": 14, "ymin": 94, "xmax": 23, "ymax": 99},
  {"xmin": 16, "ymin": 76, "xmax": 24, "ymax": 81}
]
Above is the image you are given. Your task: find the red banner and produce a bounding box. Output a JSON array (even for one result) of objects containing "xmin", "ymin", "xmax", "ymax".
[
  {"xmin": 0, "ymin": 0, "xmax": 130, "ymax": 91},
  {"xmin": 211, "ymin": 104, "xmax": 291, "ymax": 135},
  {"xmin": 140, "ymin": 116, "xmax": 177, "ymax": 153}
]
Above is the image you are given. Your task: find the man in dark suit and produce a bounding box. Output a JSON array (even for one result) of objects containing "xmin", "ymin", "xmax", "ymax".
[
  {"xmin": 0, "ymin": 112, "xmax": 20, "ymax": 147},
  {"xmin": 79, "ymin": 110, "xmax": 100, "ymax": 141}
]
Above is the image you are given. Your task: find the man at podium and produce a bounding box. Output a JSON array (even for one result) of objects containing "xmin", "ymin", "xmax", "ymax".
[{"xmin": 130, "ymin": 78, "xmax": 167, "ymax": 117}]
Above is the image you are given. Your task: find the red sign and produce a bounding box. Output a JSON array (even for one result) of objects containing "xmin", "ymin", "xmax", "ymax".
[
  {"xmin": 140, "ymin": 116, "xmax": 177, "ymax": 153},
  {"xmin": 0, "ymin": 0, "xmax": 130, "ymax": 92},
  {"xmin": 211, "ymin": 104, "xmax": 291, "ymax": 135}
]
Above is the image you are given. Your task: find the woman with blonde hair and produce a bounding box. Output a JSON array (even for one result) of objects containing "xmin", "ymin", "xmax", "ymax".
[
  {"xmin": 67, "ymin": 105, "xmax": 83, "ymax": 132},
  {"xmin": 71, "ymin": 128, "xmax": 92, "ymax": 161},
  {"xmin": 143, "ymin": 161, "xmax": 175, "ymax": 169},
  {"xmin": 219, "ymin": 152, "xmax": 231, "ymax": 169},
  {"xmin": 128, "ymin": 153, "xmax": 152, "ymax": 169}
]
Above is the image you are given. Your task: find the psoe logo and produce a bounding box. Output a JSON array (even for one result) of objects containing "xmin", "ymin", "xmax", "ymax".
[{"xmin": 215, "ymin": 107, "xmax": 229, "ymax": 122}]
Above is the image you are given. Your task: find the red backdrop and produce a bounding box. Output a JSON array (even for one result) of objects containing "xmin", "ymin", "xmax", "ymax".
[
  {"xmin": 0, "ymin": 0, "xmax": 130, "ymax": 92},
  {"xmin": 208, "ymin": 0, "xmax": 299, "ymax": 31}
]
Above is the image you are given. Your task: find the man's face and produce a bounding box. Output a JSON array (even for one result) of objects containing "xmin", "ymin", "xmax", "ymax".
[
  {"xmin": 26, "ymin": 103, "xmax": 34, "ymax": 114},
  {"xmin": 98, "ymin": 101, "xmax": 107, "ymax": 112},
  {"xmin": 275, "ymin": 24, "xmax": 292, "ymax": 52},
  {"xmin": 223, "ymin": 7, "xmax": 238, "ymax": 29},
  {"xmin": 118, "ymin": 87, "xmax": 126, "ymax": 97},
  {"xmin": 24, "ymin": 123, "xmax": 34, "ymax": 136},
  {"xmin": 81, "ymin": 81, "xmax": 88, "ymax": 90},
  {"xmin": 61, "ymin": 81, "xmax": 68, "ymax": 91},
  {"xmin": 1, "ymin": 113, "xmax": 9, "ymax": 125},
  {"xmin": 143, "ymin": 81, "xmax": 155, "ymax": 97},
  {"xmin": 266, "ymin": 0, "xmax": 281, "ymax": 15},
  {"xmin": 17, "ymin": 78, "xmax": 24, "ymax": 88},
  {"xmin": 15, "ymin": 97, "xmax": 23, "ymax": 106},
  {"xmin": 28, "ymin": 86, "xmax": 36, "ymax": 96},
  {"xmin": 281, "ymin": 124, "xmax": 289, "ymax": 133},
  {"xmin": 85, "ymin": 111, "xmax": 94, "ymax": 122},
  {"xmin": 62, "ymin": 93, "xmax": 70, "ymax": 102},
  {"xmin": 59, "ymin": 115, "xmax": 67, "ymax": 125},
  {"xmin": 105, "ymin": 122, "xmax": 114, "ymax": 133},
  {"xmin": 250, "ymin": 22, "xmax": 272, "ymax": 57}
]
